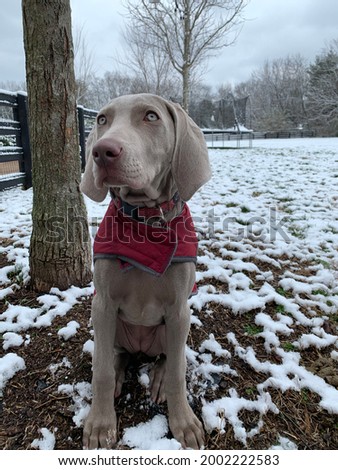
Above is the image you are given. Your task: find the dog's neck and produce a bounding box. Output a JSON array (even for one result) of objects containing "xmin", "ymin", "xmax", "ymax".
[
  {"xmin": 110, "ymin": 189, "xmax": 183, "ymax": 223},
  {"xmin": 111, "ymin": 168, "xmax": 178, "ymax": 207}
]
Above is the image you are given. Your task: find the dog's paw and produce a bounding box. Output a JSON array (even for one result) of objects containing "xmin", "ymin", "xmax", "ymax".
[
  {"xmin": 149, "ymin": 356, "xmax": 166, "ymax": 403},
  {"xmin": 83, "ymin": 409, "xmax": 117, "ymax": 449},
  {"xmin": 169, "ymin": 406, "xmax": 205, "ymax": 449}
]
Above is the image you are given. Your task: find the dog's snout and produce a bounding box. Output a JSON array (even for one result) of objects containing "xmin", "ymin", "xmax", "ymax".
[{"xmin": 92, "ymin": 138, "xmax": 123, "ymax": 165}]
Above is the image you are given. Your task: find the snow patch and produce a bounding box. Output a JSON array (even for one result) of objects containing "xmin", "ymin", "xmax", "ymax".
[
  {"xmin": 58, "ymin": 320, "xmax": 80, "ymax": 340},
  {"xmin": 31, "ymin": 428, "xmax": 56, "ymax": 450},
  {"xmin": 121, "ymin": 415, "xmax": 181, "ymax": 450},
  {"xmin": 202, "ymin": 389, "xmax": 279, "ymax": 444},
  {"xmin": 2, "ymin": 332, "xmax": 24, "ymax": 350},
  {"xmin": 0, "ymin": 352, "xmax": 25, "ymax": 393},
  {"xmin": 58, "ymin": 382, "xmax": 91, "ymax": 427}
]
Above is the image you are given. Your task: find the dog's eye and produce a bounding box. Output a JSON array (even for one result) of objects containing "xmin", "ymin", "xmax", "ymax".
[
  {"xmin": 144, "ymin": 111, "xmax": 159, "ymax": 122},
  {"xmin": 97, "ymin": 115, "xmax": 107, "ymax": 125}
]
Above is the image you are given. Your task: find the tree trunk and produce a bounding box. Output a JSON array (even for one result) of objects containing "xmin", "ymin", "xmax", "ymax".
[
  {"xmin": 182, "ymin": 1, "xmax": 191, "ymax": 113},
  {"xmin": 182, "ymin": 65, "xmax": 190, "ymax": 113},
  {"xmin": 22, "ymin": 0, "xmax": 92, "ymax": 292}
]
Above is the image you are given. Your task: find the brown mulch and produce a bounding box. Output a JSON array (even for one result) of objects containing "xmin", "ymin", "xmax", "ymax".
[{"xmin": 0, "ymin": 254, "xmax": 338, "ymax": 450}]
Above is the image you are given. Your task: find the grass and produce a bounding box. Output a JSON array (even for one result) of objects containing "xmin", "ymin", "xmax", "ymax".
[
  {"xmin": 244, "ymin": 324, "xmax": 264, "ymax": 336},
  {"xmin": 289, "ymin": 224, "xmax": 307, "ymax": 239},
  {"xmin": 281, "ymin": 342, "xmax": 298, "ymax": 352},
  {"xmin": 7, "ymin": 265, "xmax": 25, "ymax": 286},
  {"xmin": 276, "ymin": 287, "xmax": 292, "ymax": 298},
  {"xmin": 312, "ymin": 289, "xmax": 329, "ymax": 297},
  {"xmin": 276, "ymin": 305, "xmax": 286, "ymax": 314}
]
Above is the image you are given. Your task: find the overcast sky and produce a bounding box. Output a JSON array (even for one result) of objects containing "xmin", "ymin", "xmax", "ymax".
[{"xmin": 1, "ymin": 0, "xmax": 337, "ymax": 89}]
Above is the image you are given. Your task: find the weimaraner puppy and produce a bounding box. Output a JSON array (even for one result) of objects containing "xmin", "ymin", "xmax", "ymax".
[{"xmin": 80, "ymin": 93, "xmax": 211, "ymax": 449}]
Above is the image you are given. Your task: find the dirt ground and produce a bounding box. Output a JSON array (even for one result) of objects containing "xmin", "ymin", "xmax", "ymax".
[{"xmin": 1, "ymin": 250, "xmax": 337, "ymax": 450}]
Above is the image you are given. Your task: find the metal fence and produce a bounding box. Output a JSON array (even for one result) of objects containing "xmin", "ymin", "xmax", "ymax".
[
  {"xmin": 0, "ymin": 90, "xmax": 96, "ymax": 191},
  {"xmin": 203, "ymin": 129, "xmax": 315, "ymax": 148},
  {"xmin": 0, "ymin": 91, "xmax": 32, "ymax": 190}
]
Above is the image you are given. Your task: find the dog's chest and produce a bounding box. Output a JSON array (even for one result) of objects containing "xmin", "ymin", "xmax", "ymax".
[
  {"xmin": 117, "ymin": 299, "xmax": 166, "ymax": 327},
  {"xmin": 116, "ymin": 316, "xmax": 166, "ymax": 355}
]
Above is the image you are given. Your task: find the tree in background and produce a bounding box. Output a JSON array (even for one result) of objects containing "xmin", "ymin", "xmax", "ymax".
[
  {"xmin": 124, "ymin": 0, "xmax": 249, "ymax": 113},
  {"xmin": 307, "ymin": 39, "xmax": 338, "ymax": 136},
  {"xmin": 22, "ymin": 0, "xmax": 92, "ymax": 292},
  {"xmin": 74, "ymin": 25, "xmax": 95, "ymax": 103},
  {"xmin": 119, "ymin": 22, "xmax": 181, "ymax": 98},
  {"xmin": 241, "ymin": 55, "xmax": 309, "ymax": 131}
]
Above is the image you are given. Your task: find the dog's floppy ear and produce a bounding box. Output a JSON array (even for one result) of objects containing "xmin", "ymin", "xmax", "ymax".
[
  {"xmin": 167, "ymin": 101, "xmax": 211, "ymax": 201},
  {"xmin": 80, "ymin": 126, "xmax": 108, "ymax": 202}
]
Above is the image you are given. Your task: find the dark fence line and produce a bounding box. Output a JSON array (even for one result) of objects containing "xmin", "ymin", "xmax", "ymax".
[
  {"xmin": 0, "ymin": 90, "xmax": 96, "ymax": 191},
  {"xmin": 204, "ymin": 129, "xmax": 315, "ymax": 147},
  {"xmin": 257, "ymin": 130, "xmax": 316, "ymax": 139}
]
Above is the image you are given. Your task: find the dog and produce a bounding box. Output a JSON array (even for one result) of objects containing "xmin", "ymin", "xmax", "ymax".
[{"xmin": 80, "ymin": 93, "xmax": 211, "ymax": 449}]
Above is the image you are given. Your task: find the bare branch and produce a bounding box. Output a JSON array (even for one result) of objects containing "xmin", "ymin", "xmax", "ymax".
[{"xmin": 123, "ymin": 0, "xmax": 249, "ymax": 111}]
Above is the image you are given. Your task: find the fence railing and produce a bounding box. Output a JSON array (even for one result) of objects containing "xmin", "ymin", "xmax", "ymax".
[
  {"xmin": 0, "ymin": 91, "xmax": 32, "ymax": 190},
  {"xmin": 203, "ymin": 129, "xmax": 315, "ymax": 148},
  {"xmin": 0, "ymin": 90, "xmax": 96, "ymax": 191},
  {"xmin": 77, "ymin": 105, "xmax": 97, "ymax": 170}
]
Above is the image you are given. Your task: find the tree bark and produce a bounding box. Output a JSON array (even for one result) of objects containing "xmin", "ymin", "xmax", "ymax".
[
  {"xmin": 22, "ymin": 0, "xmax": 92, "ymax": 292},
  {"xmin": 182, "ymin": 1, "xmax": 191, "ymax": 112}
]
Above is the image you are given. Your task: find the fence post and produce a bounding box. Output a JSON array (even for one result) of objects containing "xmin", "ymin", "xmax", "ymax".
[
  {"xmin": 16, "ymin": 92, "xmax": 32, "ymax": 189},
  {"xmin": 77, "ymin": 106, "xmax": 86, "ymax": 170}
]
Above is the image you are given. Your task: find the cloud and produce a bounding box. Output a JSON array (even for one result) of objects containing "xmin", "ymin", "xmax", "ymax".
[
  {"xmin": 208, "ymin": 0, "xmax": 338, "ymax": 85},
  {"xmin": 0, "ymin": 0, "xmax": 337, "ymax": 89},
  {"xmin": 0, "ymin": 1, "xmax": 25, "ymax": 83}
]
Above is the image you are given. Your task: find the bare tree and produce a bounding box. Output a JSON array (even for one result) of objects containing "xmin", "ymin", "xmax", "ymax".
[
  {"xmin": 119, "ymin": 22, "xmax": 181, "ymax": 98},
  {"xmin": 0, "ymin": 81, "xmax": 26, "ymax": 120},
  {"xmin": 124, "ymin": 0, "xmax": 249, "ymax": 112},
  {"xmin": 86, "ymin": 71, "xmax": 135, "ymax": 109},
  {"xmin": 242, "ymin": 55, "xmax": 308, "ymax": 131},
  {"xmin": 22, "ymin": 0, "xmax": 92, "ymax": 292},
  {"xmin": 0, "ymin": 80, "xmax": 26, "ymax": 92},
  {"xmin": 73, "ymin": 25, "xmax": 95, "ymax": 103},
  {"xmin": 307, "ymin": 39, "xmax": 338, "ymax": 136}
]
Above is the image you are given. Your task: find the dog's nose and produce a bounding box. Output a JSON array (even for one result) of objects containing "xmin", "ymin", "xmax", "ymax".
[{"xmin": 92, "ymin": 138, "xmax": 123, "ymax": 165}]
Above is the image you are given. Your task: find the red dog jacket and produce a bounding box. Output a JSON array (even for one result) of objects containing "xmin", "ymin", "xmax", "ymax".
[{"xmin": 93, "ymin": 197, "xmax": 198, "ymax": 277}]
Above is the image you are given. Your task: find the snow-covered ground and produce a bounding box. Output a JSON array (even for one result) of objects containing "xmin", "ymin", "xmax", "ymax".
[{"xmin": 0, "ymin": 137, "xmax": 338, "ymax": 450}]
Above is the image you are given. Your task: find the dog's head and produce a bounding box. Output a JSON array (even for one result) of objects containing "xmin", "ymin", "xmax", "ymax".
[{"xmin": 80, "ymin": 93, "xmax": 211, "ymax": 204}]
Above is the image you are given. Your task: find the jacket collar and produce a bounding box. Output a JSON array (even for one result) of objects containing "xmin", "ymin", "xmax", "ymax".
[{"xmin": 110, "ymin": 190, "xmax": 182, "ymax": 225}]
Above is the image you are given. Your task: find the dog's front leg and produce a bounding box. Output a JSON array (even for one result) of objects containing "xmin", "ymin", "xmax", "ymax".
[
  {"xmin": 83, "ymin": 292, "xmax": 118, "ymax": 449},
  {"xmin": 165, "ymin": 304, "xmax": 205, "ymax": 449}
]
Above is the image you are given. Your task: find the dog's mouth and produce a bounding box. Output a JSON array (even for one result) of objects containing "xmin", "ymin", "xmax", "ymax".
[
  {"xmin": 94, "ymin": 172, "xmax": 157, "ymax": 205},
  {"xmin": 94, "ymin": 164, "xmax": 166, "ymax": 206},
  {"xmin": 95, "ymin": 168, "xmax": 145, "ymax": 191}
]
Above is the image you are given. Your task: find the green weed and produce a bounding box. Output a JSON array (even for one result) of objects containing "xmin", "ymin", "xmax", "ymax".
[{"xmin": 244, "ymin": 324, "xmax": 264, "ymax": 336}]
